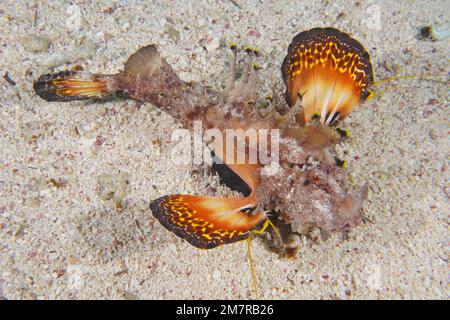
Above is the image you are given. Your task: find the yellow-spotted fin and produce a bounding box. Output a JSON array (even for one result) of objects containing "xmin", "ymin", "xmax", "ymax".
[{"xmin": 281, "ymin": 27, "xmax": 374, "ymax": 125}]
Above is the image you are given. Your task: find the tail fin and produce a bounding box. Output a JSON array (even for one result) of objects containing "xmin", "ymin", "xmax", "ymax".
[{"xmin": 33, "ymin": 71, "xmax": 111, "ymax": 102}]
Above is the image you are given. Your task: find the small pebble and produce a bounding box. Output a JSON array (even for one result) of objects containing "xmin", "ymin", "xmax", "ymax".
[
  {"xmin": 21, "ymin": 34, "xmax": 51, "ymax": 52},
  {"xmin": 66, "ymin": 5, "xmax": 86, "ymax": 31},
  {"xmin": 205, "ymin": 38, "xmax": 220, "ymax": 52},
  {"xmin": 212, "ymin": 269, "xmax": 221, "ymax": 280},
  {"xmin": 43, "ymin": 40, "xmax": 96, "ymax": 67}
]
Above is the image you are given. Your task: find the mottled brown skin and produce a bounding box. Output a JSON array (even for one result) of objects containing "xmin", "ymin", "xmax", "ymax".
[
  {"xmin": 111, "ymin": 45, "xmax": 368, "ymax": 245},
  {"xmin": 33, "ymin": 30, "xmax": 369, "ymax": 252}
]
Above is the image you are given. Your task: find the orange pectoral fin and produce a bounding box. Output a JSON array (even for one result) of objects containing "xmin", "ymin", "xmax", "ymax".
[
  {"xmin": 216, "ymin": 139, "xmax": 261, "ymax": 194},
  {"xmin": 150, "ymin": 194, "xmax": 267, "ymax": 249},
  {"xmin": 281, "ymin": 27, "xmax": 374, "ymax": 125},
  {"xmin": 226, "ymin": 163, "xmax": 260, "ymax": 194}
]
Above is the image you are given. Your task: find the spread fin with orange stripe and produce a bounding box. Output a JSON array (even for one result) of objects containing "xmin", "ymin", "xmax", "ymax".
[
  {"xmin": 151, "ymin": 145, "xmax": 266, "ymax": 249},
  {"xmin": 150, "ymin": 194, "xmax": 267, "ymax": 249},
  {"xmin": 281, "ymin": 27, "xmax": 374, "ymax": 125},
  {"xmin": 33, "ymin": 71, "xmax": 112, "ymax": 102}
]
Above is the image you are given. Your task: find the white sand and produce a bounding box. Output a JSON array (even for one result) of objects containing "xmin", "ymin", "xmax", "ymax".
[{"xmin": 0, "ymin": 0, "xmax": 448, "ymax": 299}]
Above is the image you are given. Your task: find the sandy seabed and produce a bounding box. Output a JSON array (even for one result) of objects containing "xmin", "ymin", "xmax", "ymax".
[{"xmin": 0, "ymin": 0, "xmax": 448, "ymax": 299}]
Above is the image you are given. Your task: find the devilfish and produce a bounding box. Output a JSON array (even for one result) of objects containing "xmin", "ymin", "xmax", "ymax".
[{"xmin": 33, "ymin": 27, "xmax": 371, "ymax": 251}]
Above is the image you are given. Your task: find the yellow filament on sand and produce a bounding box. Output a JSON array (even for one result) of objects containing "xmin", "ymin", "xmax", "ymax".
[{"xmin": 245, "ymin": 218, "xmax": 282, "ymax": 299}]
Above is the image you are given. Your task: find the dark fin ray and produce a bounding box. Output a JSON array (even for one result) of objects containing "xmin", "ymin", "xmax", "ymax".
[{"xmin": 212, "ymin": 162, "xmax": 252, "ymax": 197}]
